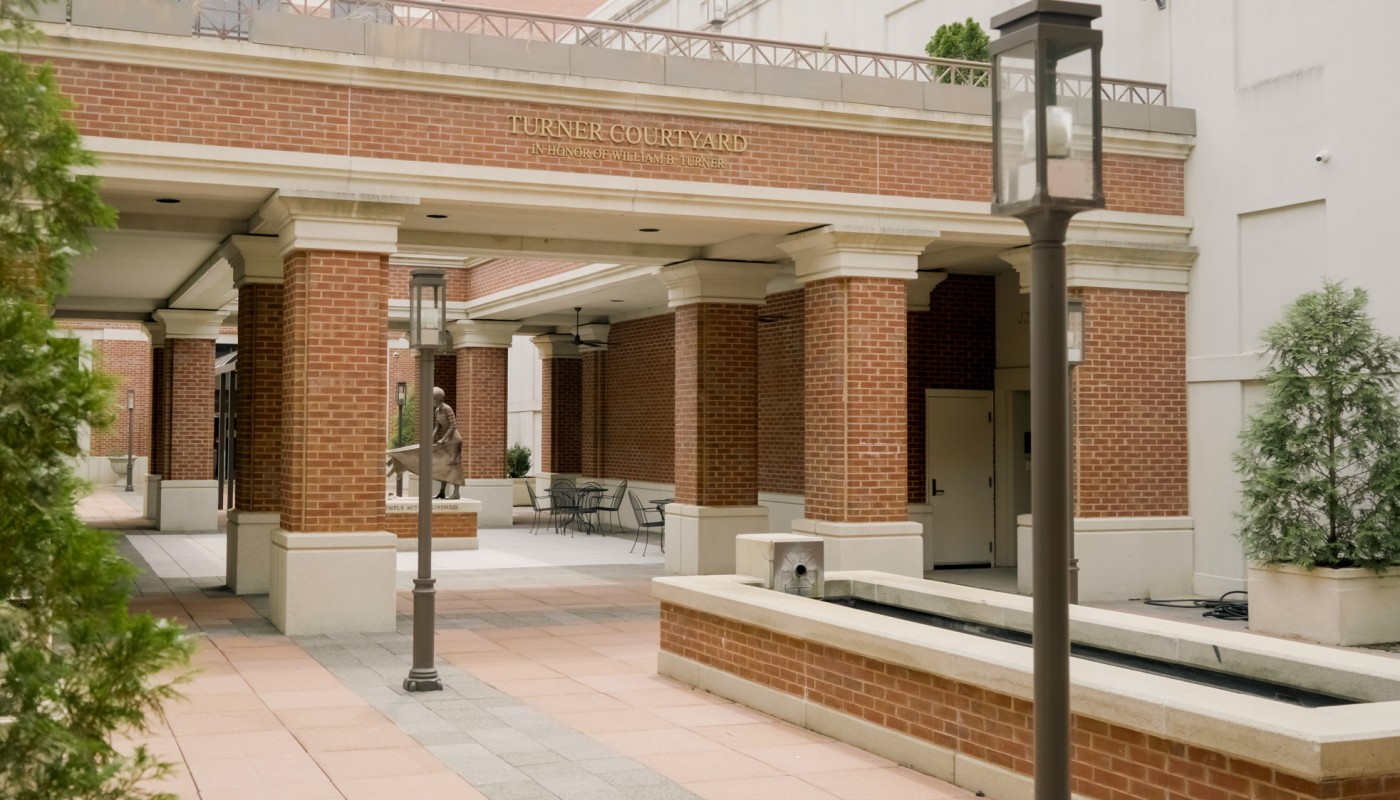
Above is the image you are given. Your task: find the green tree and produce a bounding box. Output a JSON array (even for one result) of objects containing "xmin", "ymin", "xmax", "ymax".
[
  {"xmin": 388, "ymin": 385, "xmax": 417, "ymax": 449},
  {"xmin": 0, "ymin": 2, "xmax": 193, "ymax": 798},
  {"xmin": 506, "ymin": 443, "xmax": 531, "ymax": 479},
  {"xmin": 924, "ymin": 17, "xmax": 990, "ymax": 86},
  {"xmin": 1234, "ymin": 281, "xmax": 1400, "ymax": 571}
]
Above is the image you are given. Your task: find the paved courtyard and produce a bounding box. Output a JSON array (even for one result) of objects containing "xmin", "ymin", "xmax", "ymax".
[{"xmin": 80, "ymin": 488, "xmax": 977, "ymax": 800}]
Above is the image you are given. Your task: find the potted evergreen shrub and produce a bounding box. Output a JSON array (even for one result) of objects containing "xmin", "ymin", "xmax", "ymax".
[
  {"xmin": 507, "ymin": 443, "xmax": 532, "ymax": 506},
  {"xmin": 1235, "ymin": 282, "xmax": 1400, "ymax": 645}
]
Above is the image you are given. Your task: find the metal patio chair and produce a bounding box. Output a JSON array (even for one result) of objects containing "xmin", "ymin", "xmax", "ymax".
[
  {"xmin": 594, "ymin": 481, "xmax": 627, "ymax": 532},
  {"xmin": 525, "ymin": 481, "xmax": 552, "ymax": 534},
  {"xmin": 627, "ymin": 491, "xmax": 665, "ymax": 555}
]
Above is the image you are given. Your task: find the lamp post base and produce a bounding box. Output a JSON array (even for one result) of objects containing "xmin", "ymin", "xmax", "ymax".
[{"xmin": 403, "ymin": 672, "xmax": 443, "ymax": 692}]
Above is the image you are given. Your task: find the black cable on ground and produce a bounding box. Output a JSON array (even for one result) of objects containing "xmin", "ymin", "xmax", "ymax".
[{"xmin": 1144, "ymin": 590, "xmax": 1248, "ymax": 621}]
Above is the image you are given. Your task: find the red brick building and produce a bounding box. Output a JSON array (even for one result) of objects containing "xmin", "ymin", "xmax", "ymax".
[{"xmin": 38, "ymin": 1, "xmax": 1193, "ymax": 634}]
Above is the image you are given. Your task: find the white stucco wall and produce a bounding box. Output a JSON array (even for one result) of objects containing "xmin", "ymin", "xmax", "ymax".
[{"xmin": 506, "ymin": 334, "xmax": 543, "ymax": 474}]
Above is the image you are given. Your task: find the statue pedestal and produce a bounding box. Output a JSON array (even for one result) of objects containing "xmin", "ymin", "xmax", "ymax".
[{"xmin": 385, "ymin": 497, "xmax": 479, "ymax": 550}]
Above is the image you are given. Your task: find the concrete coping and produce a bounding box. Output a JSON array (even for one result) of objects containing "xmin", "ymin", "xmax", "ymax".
[
  {"xmin": 385, "ymin": 498, "xmax": 482, "ymax": 515},
  {"xmin": 652, "ymin": 571, "xmax": 1400, "ymax": 781}
]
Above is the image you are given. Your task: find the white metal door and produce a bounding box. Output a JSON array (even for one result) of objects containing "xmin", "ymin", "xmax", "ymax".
[{"xmin": 925, "ymin": 392, "xmax": 995, "ymax": 569}]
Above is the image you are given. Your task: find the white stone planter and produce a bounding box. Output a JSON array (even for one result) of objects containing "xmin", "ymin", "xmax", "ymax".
[
  {"xmin": 1247, "ymin": 563, "xmax": 1400, "ymax": 646},
  {"xmin": 512, "ymin": 477, "xmax": 530, "ymax": 507},
  {"xmin": 108, "ymin": 455, "xmax": 130, "ymax": 481}
]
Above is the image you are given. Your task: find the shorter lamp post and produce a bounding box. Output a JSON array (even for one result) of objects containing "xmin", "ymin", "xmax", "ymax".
[
  {"xmin": 1066, "ymin": 298, "xmax": 1084, "ymax": 604},
  {"xmin": 989, "ymin": 2, "xmax": 1104, "ymax": 798},
  {"xmin": 404, "ymin": 269, "xmax": 446, "ymax": 693},
  {"xmin": 395, "ymin": 381, "xmax": 408, "ymax": 497},
  {"xmin": 125, "ymin": 389, "xmax": 135, "ymax": 492}
]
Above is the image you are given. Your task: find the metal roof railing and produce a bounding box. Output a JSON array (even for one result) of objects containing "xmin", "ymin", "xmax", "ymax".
[{"xmin": 180, "ymin": 0, "xmax": 1167, "ymax": 106}]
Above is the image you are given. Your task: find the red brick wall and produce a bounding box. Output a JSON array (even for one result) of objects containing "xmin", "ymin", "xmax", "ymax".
[
  {"xmin": 907, "ymin": 275, "xmax": 996, "ymax": 503},
  {"xmin": 234, "ymin": 282, "xmax": 283, "ymax": 513},
  {"xmin": 757, "ymin": 291, "xmax": 804, "ymax": 496},
  {"xmin": 541, "ymin": 357, "xmax": 582, "ymax": 475},
  {"xmin": 48, "ymin": 58, "xmax": 1185, "ymax": 216},
  {"xmin": 581, "ymin": 350, "xmax": 605, "ymax": 477},
  {"xmin": 602, "ymin": 314, "xmax": 674, "ymax": 483},
  {"xmin": 150, "ymin": 344, "xmax": 165, "ymax": 477},
  {"xmin": 674, "ymin": 304, "xmax": 758, "ymax": 506},
  {"xmin": 383, "ymin": 509, "xmax": 476, "ymax": 539},
  {"xmin": 1073, "ymin": 288, "xmax": 1188, "ymax": 518},
  {"xmin": 280, "ymin": 251, "xmax": 388, "ymax": 533},
  {"xmin": 89, "ymin": 338, "xmax": 151, "ymax": 460},
  {"xmin": 660, "ymin": 604, "xmax": 1400, "ymax": 800},
  {"xmin": 165, "ymin": 337, "xmax": 214, "ymax": 482},
  {"xmin": 803, "ymin": 278, "xmax": 907, "ymax": 523},
  {"xmin": 433, "ymin": 352, "xmax": 458, "ymax": 415},
  {"xmin": 466, "ymin": 260, "xmax": 588, "ymax": 301},
  {"xmin": 388, "ymin": 263, "xmax": 471, "ymax": 303},
  {"xmin": 456, "ymin": 347, "xmax": 508, "ymax": 480}
]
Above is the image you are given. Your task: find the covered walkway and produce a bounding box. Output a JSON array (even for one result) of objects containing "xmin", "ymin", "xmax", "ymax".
[{"xmin": 81, "ymin": 487, "xmax": 975, "ymax": 800}]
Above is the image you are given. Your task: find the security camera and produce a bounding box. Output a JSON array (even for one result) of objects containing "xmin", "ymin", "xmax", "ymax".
[{"xmin": 1315, "ymin": 150, "xmax": 1331, "ymax": 163}]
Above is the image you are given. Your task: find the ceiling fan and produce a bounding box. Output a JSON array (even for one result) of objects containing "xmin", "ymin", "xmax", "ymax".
[{"xmin": 572, "ymin": 307, "xmax": 607, "ymax": 348}]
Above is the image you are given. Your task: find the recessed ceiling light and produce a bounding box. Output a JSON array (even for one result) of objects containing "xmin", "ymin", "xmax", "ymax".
[
  {"xmin": 155, "ymin": 198, "xmax": 181, "ymax": 204},
  {"xmin": 610, "ymin": 299, "xmax": 624, "ymax": 303},
  {"xmin": 427, "ymin": 214, "xmax": 448, "ymax": 219},
  {"xmin": 638, "ymin": 228, "xmax": 660, "ymax": 233}
]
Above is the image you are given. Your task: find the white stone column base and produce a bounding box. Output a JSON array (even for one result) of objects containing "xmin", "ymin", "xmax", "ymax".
[
  {"xmin": 460, "ymin": 478, "xmax": 513, "ymax": 527},
  {"xmin": 144, "ymin": 475, "xmax": 161, "ymax": 521},
  {"xmin": 157, "ymin": 479, "xmax": 218, "ymax": 531},
  {"xmin": 226, "ymin": 510, "xmax": 279, "ymax": 595},
  {"xmin": 906, "ymin": 502, "xmax": 935, "ymax": 571},
  {"xmin": 664, "ymin": 504, "xmax": 771, "ymax": 576},
  {"xmin": 1016, "ymin": 515, "xmax": 1194, "ymax": 602},
  {"xmin": 269, "ymin": 530, "xmax": 398, "ymax": 635},
  {"xmin": 791, "ymin": 518, "xmax": 923, "ymax": 578}
]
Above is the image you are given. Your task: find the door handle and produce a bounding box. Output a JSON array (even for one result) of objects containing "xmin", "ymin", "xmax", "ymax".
[{"xmin": 930, "ymin": 479, "xmax": 946, "ymax": 496}]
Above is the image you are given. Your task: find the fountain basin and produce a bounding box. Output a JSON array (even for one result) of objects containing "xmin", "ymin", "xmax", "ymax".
[{"xmin": 655, "ymin": 571, "xmax": 1400, "ymax": 800}]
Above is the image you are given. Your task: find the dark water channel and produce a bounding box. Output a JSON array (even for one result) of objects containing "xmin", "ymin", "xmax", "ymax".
[{"xmin": 825, "ymin": 597, "xmax": 1354, "ymax": 708}]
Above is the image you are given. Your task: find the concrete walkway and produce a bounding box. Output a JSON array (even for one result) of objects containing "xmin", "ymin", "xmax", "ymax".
[{"xmin": 81, "ymin": 488, "xmax": 976, "ymax": 800}]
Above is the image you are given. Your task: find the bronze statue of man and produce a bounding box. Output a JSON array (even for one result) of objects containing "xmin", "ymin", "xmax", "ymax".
[{"xmin": 431, "ymin": 386, "xmax": 463, "ymax": 499}]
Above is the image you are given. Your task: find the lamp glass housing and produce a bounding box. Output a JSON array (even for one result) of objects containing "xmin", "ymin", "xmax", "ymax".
[
  {"xmin": 990, "ymin": 5, "xmax": 1104, "ymax": 217},
  {"xmin": 128, "ymin": 389, "xmax": 135, "ymax": 410},
  {"xmin": 408, "ymin": 269, "xmax": 447, "ymax": 350},
  {"xmin": 1066, "ymin": 299, "xmax": 1085, "ymax": 365},
  {"xmin": 396, "ymin": 381, "xmax": 407, "ymax": 407}
]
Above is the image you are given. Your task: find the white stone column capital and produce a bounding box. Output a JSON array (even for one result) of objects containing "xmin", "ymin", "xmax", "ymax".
[
  {"xmin": 1001, "ymin": 240, "xmax": 1198, "ymax": 295},
  {"xmin": 906, "ymin": 271, "xmax": 949, "ymax": 312},
  {"xmin": 143, "ymin": 320, "xmax": 166, "ymax": 348},
  {"xmin": 657, "ymin": 261, "xmax": 781, "ymax": 307},
  {"xmin": 251, "ymin": 189, "xmax": 418, "ymax": 258},
  {"xmin": 531, "ymin": 333, "xmax": 580, "ymax": 360},
  {"xmin": 227, "ymin": 234, "xmax": 284, "ymax": 288},
  {"xmin": 448, "ymin": 320, "xmax": 522, "ymax": 350},
  {"xmin": 576, "ymin": 323, "xmax": 610, "ymax": 352},
  {"xmin": 777, "ymin": 226, "xmax": 937, "ymax": 285},
  {"xmin": 153, "ymin": 309, "xmax": 224, "ymax": 340}
]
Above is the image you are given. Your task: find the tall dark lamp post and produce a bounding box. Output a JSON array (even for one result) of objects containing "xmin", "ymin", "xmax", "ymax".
[
  {"xmin": 125, "ymin": 389, "xmax": 135, "ymax": 492},
  {"xmin": 989, "ymin": 2, "xmax": 1103, "ymax": 798},
  {"xmin": 395, "ymin": 381, "xmax": 407, "ymax": 497},
  {"xmin": 404, "ymin": 268, "xmax": 446, "ymax": 693}
]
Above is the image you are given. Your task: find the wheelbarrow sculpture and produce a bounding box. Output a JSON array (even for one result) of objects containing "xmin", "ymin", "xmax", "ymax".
[
  {"xmin": 386, "ymin": 387, "xmax": 463, "ymax": 499},
  {"xmin": 386, "ymin": 443, "xmax": 462, "ymax": 499}
]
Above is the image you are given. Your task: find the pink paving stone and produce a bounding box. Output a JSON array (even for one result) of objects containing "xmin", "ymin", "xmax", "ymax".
[
  {"xmin": 552, "ymin": 707, "xmax": 677, "ymax": 734},
  {"xmin": 743, "ymin": 742, "xmax": 896, "ymax": 774},
  {"xmin": 638, "ymin": 749, "xmax": 784, "ymax": 783},
  {"xmin": 162, "ymin": 692, "xmax": 267, "ymax": 716},
  {"xmin": 335, "ymin": 771, "xmax": 489, "ymax": 800},
  {"xmin": 574, "ymin": 672, "xmax": 688, "ymax": 693},
  {"xmin": 175, "ymin": 729, "xmax": 304, "ymax": 762},
  {"xmin": 239, "ymin": 669, "xmax": 348, "ymax": 694},
  {"xmin": 313, "ymin": 745, "xmax": 453, "ymax": 781},
  {"xmin": 800, "ymin": 767, "xmax": 984, "ymax": 799},
  {"xmin": 609, "ymin": 686, "xmax": 725, "ymax": 709},
  {"xmin": 293, "ymin": 723, "xmax": 421, "ymax": 753},
  {"xmin": 649, "ymin": 702, "xmax": 774, "ymax": 728},
  {"xmin": 686, "ymin": 774, "xmax": 845, "ymax": 800},
  {"xmin": 697, "ymin": 722, "xmax": 831, "ymax": 749},
  {"xmin": 273, "ymin": 705, "xmax": 397, "ymax": 730},
  {"xmin": 462, "ymin": 661, "xmax": 566, "ymax": 681},
  {"xmin": 164, "ymin": 709, "xmax": 285, "ymax": 737},
  {"xmin": 594, "ymin": 727, "xmax": 728, "ymax": 756},
  {"xmin": 185, "ymin": 752, "xmax": 335, "ymax": 794},
  {"xmin": 530, "ymin": 654, "xmax": 644, "ymax": 676},
  {"xmin": 257, "ymin": 688, "xmax": 367, "ymax": 710},
  {"xmin": 487, "ymin": 676, "xmax": 594, "ymax": 697},
  {"xmin": 513, "ymin": 691, "xmax": 633, "ymax": 715}
]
